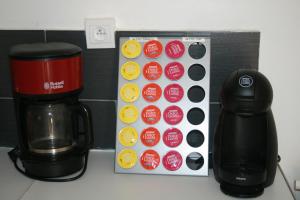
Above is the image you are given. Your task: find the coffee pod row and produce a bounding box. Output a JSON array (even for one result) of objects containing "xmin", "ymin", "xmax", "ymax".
[
  {"xmin": 120, "ymin": 83, "xmax": 205, "ymax": 103},
  {"xmin": 121, "ymin": 61, "xmax": 205, "ymax": 81},
  {"xmin": 117, "ymin": 149, "xmax": 204, "ymax": 171},
  {"xmin": 119, "ymin": 105, "xmax": 205, "ymax": 126},
  {"xmin": 121, "ymin": 39, "xmax": 206, "ymax": 60},
  {"xmin": 118, "ymin": 126, "xmax": 204, "ymax": 148}
]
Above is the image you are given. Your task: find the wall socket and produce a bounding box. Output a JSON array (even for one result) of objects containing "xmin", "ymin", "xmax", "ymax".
[
  {"xmin": 295, "ymin": 180, "xmax": 300, "ymax": 191},
  {"xmin": 85, "ymin": 18, "xmax": 116, "ymax": 49}
]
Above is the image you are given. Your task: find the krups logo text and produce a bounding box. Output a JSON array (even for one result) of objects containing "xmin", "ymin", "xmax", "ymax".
[
  {"xmin": 44, "ymin": 81, "xmax": 64, "ymax": 90},
  {"xmin": 236, "ymin": 177, "xmax": 247, "ymax": 181},
  {"xmin": 239, "ymin": 75, "xmax": 253, "ymax": 88}
]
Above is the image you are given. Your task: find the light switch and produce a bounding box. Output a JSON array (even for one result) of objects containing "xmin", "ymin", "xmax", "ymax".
[{"xmin": 85, "ymin": 18, "xmax": 116, "ymax": 49}]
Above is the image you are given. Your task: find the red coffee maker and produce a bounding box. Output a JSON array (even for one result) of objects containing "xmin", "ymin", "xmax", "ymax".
[{"xmin": 8, "ymin": 42, "xmax": 93, "ymax": 181}]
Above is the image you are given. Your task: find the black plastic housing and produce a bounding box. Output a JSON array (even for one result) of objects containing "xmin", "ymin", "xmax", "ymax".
[{"xmin": 213, "ymin": 69, "xmax": 278, "ymax": 198}]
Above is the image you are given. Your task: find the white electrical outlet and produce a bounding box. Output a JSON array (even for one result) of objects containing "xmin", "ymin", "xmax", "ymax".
[{"xmin": 85, "ymin": 18, "xmax": 116, "ymax": 49}]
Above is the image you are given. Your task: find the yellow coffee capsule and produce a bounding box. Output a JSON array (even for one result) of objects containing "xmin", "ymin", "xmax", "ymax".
[
  {"xmin": 120, "ymin": 83, "xmax": 140, "ymax": 103},
  {"xmin": 118, "ymin": 126, "xmax": 138, "ymax": 147},
  {"xmin": 121, "ymin": 39, "xmax": 142, "ymax": 58},
  {"xmin": 120, "ymin": 61, "xmax": 140, "ymax": 80},
  {"xmin": 117, "ymin": 149, "xmax": 138, "ymax": 169},
  {"xmin": 119, "ymin": 105, "xmax": 139, "ymax": 124}
]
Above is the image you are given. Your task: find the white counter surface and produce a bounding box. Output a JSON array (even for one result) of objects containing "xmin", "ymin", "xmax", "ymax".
[{"xmin": 0, "ymin": 147, "xmax": 294, "ymax": 200}]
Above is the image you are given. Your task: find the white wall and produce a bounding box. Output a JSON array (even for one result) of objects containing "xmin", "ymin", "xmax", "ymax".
[{"xmin": 1, "ymin": 0, "xmax": 300, "ymax": 198}]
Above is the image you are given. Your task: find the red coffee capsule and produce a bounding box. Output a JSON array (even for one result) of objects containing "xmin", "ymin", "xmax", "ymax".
[
  {"xmin": 163, "ymin": 150, "xmax": 183, "ymax": 171},
  {"xmin": 165, "ymin": 62, "xmax": 184, "ymax": 80},
  {"xmin": 164, "ymin": 83, "xmax": 184, "ymax": 103},
  {"xmin": 143, "ymin": 62, "xmax": 162, "ymax": 81},
  {"xmin": 163, "ymin": 105, "xmax": 184, "ymax": 125},
  {"xmin": 142, "ymin": 83, "xmax": 162, "ymax": 102},
  {"xmin": 163, "ymin": 128, "xmax": 183, "ymax": 148},
  {"xmin": 165, "ymin": 40, "xmax": 185, "ymax": 59},
  {"xmin": 142, "ymin": 105, "xmax": 161, "ymax": 125},
  {"xmin": 140, "ymin": 150, "xmax": 160, "ymax": 170},
  {"xmin": 143, "ymin": 40, "xmax": 163, "ymax": 58},
  {"xmin": 140, "ymin": 127, "xmax": 160, "ymax": 147}
]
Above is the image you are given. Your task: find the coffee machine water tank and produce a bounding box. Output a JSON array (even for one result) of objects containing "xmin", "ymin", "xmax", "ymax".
[{"xmin": 213, "ymin": 69, "xmax": 278, "ymax": 197}]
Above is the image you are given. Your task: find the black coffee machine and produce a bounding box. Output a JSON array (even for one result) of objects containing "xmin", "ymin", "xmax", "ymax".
[{"xmin": 213, "ymin": 69, "xmax": 278, "ymax": 197}]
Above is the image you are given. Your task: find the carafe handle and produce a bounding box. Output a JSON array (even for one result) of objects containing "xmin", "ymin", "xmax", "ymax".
[{"xmin": 74, "ymin": 103, "xmax": 94, "ymax": 150}]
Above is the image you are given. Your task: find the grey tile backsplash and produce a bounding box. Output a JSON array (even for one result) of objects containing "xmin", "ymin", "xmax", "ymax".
[
  {"xmin": 0, "ymin": 99, "xmax": 18, "ymax": 147},
  {"xmin": 46, "ymin": 31, "xmax": 118, "ymax": 100},
  {"xmin": 0, "ymin": 30, "xmax": 259, "ymax": 156},
  {"xmin": 0, "ymin": 31, "xmax": 45, "ymax": 97}
]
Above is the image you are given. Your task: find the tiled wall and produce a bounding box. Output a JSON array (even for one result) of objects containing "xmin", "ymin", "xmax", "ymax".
[{"xmin": 0, "ymin": 30, "xmax": 260, "ymax": 155}]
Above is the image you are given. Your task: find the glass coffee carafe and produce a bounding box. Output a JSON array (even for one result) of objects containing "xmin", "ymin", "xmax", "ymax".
[
  {"xmin": 26, "ymin": 103, "xmax": 76, "ymax": 154},
  {"xmin": 12, "ymin": 97, "xmax": 93, "ymax": 179},
  {"xmin": 20, "ymin": 99, "xmax": 92, "ymax": 157}
]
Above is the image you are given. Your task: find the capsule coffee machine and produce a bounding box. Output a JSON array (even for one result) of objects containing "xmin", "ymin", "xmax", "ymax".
[
  {"xmin": 213, "ymin": 69, "xmax": 278, "ymax": 197},
  {"xmin": 8, "ymin": 42, "xmax": 93, "ymax": 181}
]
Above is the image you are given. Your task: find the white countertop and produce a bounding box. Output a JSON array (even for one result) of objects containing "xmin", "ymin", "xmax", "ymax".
[{"xmin": 0, "ymin": 147, "xmax": 294, "ymax": 200}]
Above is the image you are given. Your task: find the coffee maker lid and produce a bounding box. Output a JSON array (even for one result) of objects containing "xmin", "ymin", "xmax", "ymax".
[{"xmin": 9, "ymin": 42, "xmax": 82, "ymax": 60}]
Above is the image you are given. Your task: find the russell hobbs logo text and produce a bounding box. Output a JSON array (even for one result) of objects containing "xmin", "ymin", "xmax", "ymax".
[{"xmin": 44, "ymin": 81, "xmax": 64, "ymax": 90}]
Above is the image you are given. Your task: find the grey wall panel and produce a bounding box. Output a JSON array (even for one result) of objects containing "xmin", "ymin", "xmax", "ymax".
[
  {"xmin": 0, "ymin": 99, "xmax": 18, "ymax": 147},
  {"xmin": 46, "ymin": 31, "xmax": 118, "ymax": 100},
  {"xmin": 210, "ymin": 32, "xmax": 260, "ymax": 102},
  {"xmin": 0, "ymin": 30, "xmax": 45, "ymax": 97}
]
